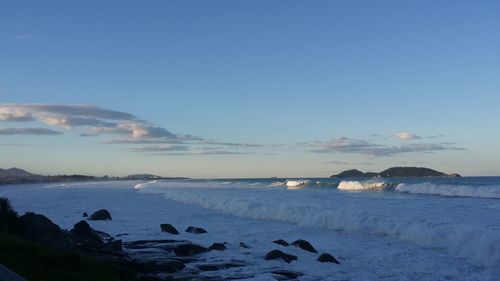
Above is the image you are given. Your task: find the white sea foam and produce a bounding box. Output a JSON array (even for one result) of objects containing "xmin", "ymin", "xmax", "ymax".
[
  {"xmin": 396, "ymin": 183, "xmax": 500, "ymax": 199},
  {"xmin": 4, "ymin": 180, "xmax": 500, "ymax": 280},
  {"xmin": 269, "ymin": 181, "xmax": 286, "ymax": 187},
  {"xmin": 137, "ymin": 182, "xmax": 500, "ymax": 268},
  {"xmin": 286, "ymin": 180, "xmax": 309, "ymax": 189},
  {"xmin": 134, "ymin": 180, "xmax": 158, "ymax": 189},
  {"xmin": 338, "ymin": 180, "xmax": 389, "ymax": 191}
]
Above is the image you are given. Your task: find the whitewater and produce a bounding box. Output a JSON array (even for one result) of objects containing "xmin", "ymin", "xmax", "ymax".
[{"xmin": 2, "ymin": 177, "xmax": 500, "ymax": 280}]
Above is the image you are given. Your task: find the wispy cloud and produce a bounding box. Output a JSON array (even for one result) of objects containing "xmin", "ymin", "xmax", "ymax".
[
  {"xmin": 310, "ymin": 136, "xmax": 464, "ymax": 157},
  {"xmin": 129, "ymin": 145, "xmax": 190, "ymax": 153},
  {"xmin": 393, "ymin": 131, "xmax": 421, "ymax": 140},
  {"xmin": 311, "ymin": 137, "xmax": 379, "ymax": 153},
  {"xmin": 150, "ymin": 150, "xmax": 255, "ymax": 156},
  {"xmin": 0, "ymin": 127, "xmax": 62, "ymax": 135},
  {"xmin": 0, "ymin": 104, "xmax": 174, "ymax": 140},
  {"xmin": 201, "ymin": 140, "xmax": 264, "ymax": 148},
  {"xmin": 0, "ymin": 103, "xmax": 263, "ymax": 156},
  {"xmin": 16, "ymin": 34, "xmax": 32, "ymax": 40}
]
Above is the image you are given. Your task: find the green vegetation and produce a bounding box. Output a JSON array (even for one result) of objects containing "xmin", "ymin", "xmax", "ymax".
[
  {"xmin": 0, "ymin": 197, "xmax": 124, "ymax": 281},
  {"xmin": 0, "ymin": 232, "xmax": 120, "ymax": 281}
]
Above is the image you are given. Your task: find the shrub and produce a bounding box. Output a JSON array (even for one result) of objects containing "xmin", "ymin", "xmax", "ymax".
[
  {"xmin": 0, "ymin": 197, "xmax": 21, "ymax": 233},
  {"xmin": 0, "ymin": 197, "xmax": 17, "ymax": 217}
]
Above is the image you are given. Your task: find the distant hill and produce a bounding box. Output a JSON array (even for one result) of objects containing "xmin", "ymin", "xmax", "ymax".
[
  {"xmin": 331, "ymin": 166, "xmax": 460, "ymax": 178},
  {"xmin": 125, "ymin": 174, "xmax": 162, "ymax": 180},
  {"xmin": 0, "ymin": 167, "xmax": 34, "ymax": 178},
  {"xmin": 333, "ymin": 169, "xmax": 372, "ymax": 178},
  {"xmin": 0, "ymin": 167, "xmax": 187, "ymax": 185}
]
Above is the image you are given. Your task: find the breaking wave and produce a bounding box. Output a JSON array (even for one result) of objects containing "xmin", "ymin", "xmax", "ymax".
[
  {"xmin": 286, "ymin": 180, "xmax": 310, "ymax": 189},
  {"xmin": 338, "ymin": 180, "xmax": 393, "ymax": 191},
  {"xmin": 134, "ymin": 180, "xmax": 158, "ymax": 189},
  {"xmin": 396, "ymin": 183, "xmax": 500, "ymax": 199},
  {"xmin": 137, "ymin": 183, "xmax": 500, "ymax": 268}
]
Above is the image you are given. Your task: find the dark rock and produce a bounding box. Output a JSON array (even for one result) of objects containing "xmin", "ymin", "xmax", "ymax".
[
  {"xmin": 185, "ymin": 226, "xmax": 207, "ymax": 234},
  {"xmin": 208, "ymin": 243, "xmax": 226, "ymax": 251},
  {"xmin": 124, "ymin": 239, "xmax": 183, "ymax": 247},
  {"xmin": 88, "ymin": 209, "xmax": 112, "ymax": 221},
  {"xmin": 96, "ymin": 230, "xmax": 113, "ymax": 242},
  {"xmin": 172, "ymin": 244, "xmax": 208, "ymax": 256},
  {"xmin": 83, "ymin": 212, "xmax": 88, "ymax": 217},
  {"xmin": 160, "ymin": 224, "xmax": 179, "ymax": 235},
  {"xmin": 18, "ymin": 212, "xmax": 70, "ymax": 247},
  {"xmin": 71, "ymin": 221, "xmax": 122, "ymax": 253},
  {"xmin": 273, "ymin": 239, "xmax": 290, "ymax": 246},
  {"xmin": 239, "ymin": 242, "xmax": 250, "ymax": 249},
  {"xmin": 264, "ymin": 250, "xmax": 297, "ymax": 263},
  {"xmin": 71, "ymin": 220, "xmax": 102, "ymax": 243},
  {"xmin": 317, "ymin": 253, "xmax": 340, "ymax": 264},
  {"xmin": 291, "ymin": 239, "xmax": 317, "ymax": 253},
  {"xmin": 105, "ymin": 239, "xmax": 123, "ymax": 252},
  {"xmin": 271, "ymin": 270, "xmax": 303, "ymax": 280}
]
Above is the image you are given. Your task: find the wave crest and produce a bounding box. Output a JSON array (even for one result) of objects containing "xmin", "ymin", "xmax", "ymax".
[
  {"xmin": 396, "ymin": 183, "xmax": 500, "ymax": 199},
  {"xmin": 134, "ymin": 180, "xmax": 158, "ymax": 189},
  {"xmin": 338, "ymin": 181, "xmax": 391, "ymax": 191},
  {"xmin": 136, "ymin": 183, "xmax": 500, "ymax": 267}
]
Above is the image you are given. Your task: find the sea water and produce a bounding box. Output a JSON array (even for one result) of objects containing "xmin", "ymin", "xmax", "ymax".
[{"xmin": 2, "ymin": 177, "xmax": 500, "ymax": 280}]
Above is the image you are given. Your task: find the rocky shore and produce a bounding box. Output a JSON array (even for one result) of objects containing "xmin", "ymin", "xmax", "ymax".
[{"xmin": 0, "ymin": 198, "xmax": 340, "ymax": 281}]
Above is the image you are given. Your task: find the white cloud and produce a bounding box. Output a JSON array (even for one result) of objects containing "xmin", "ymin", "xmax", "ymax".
[
  {"xmin": 0, "ymin": 103, "xmax": 262, "ymax": 156},
  {"xmin": 16, "ymin": 34, "xmax": 32, "ymax": 40},
  {"xmin": 0, "ymin": 104, "xmax": 174, "ymax": 140},
  {"xmin": 393, "ymin": 132, "xmax": 421, "ymax": 140},
  {"xmin": 310, "ymin": 136, "xmax": 464, "ymax": 157}
]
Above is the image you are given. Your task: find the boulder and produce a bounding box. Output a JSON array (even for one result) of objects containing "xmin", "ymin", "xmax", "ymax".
[
  {"xmin": 72, "ymin": 220, "xmax": 99, "ymax": 239},
  {"xmin": 82, "ymin": 212, "xmax": 88, "ymax": 217},
  {"xmin": 18, "ymin": 212, "xmax": 70, "ymax": 247},
  {"xmin": 172, "ymin": 244, "xmax": 208, "ymax": 256},
  {"xmin": 264, "ymin": 250, "xmax": 297, "ymax": 263},
  {"xmin": 88, "ymin": 209, "xmax": 112, "ymax": 221},
  {"xmin": 273, "ymin": 239, "xmax": 290, "ymax": 246},
  {"xmin": 208, "ymin": 243, "xmax": 227, "ymax": 251},
  {"xmin": 291, "ymin": 239, "xmax": 317, "ymax": 253},
  {"xmin": 185, "ymin": 226, "xmax": 207, "ymax": 234},
  {"xmin": 160, "ymin": 224, "xmax": 179, "ymax": 235},
  {"xmin": 317, "ymin": 253, "xmax": 340, "ymax": 264},
  {"xmin": 105, "ymin": 239, "xmax": 123, "ymax": 252},
  {"xmin": 71, "ymin": 220, "xmax": 107, "ymax": 248}
]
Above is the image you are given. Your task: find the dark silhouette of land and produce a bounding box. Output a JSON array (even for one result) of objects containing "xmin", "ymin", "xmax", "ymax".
[
  {"xmin": 331, "ymin": 167, "xmax": 461, "ymax": 178},
  {"xmin": 0, "ymin": 167, "xmax": 187, "ymax": 185}
]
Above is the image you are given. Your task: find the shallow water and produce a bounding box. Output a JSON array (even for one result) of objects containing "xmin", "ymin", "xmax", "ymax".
[{"xmin": 2, "ymin": 178, "xmax": 499, "ymax": 280}]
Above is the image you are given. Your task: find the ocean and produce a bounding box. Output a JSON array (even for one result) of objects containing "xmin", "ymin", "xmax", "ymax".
[{"xmin": 2, "ymin": 177, "xmax": 500, "ymax": 280}]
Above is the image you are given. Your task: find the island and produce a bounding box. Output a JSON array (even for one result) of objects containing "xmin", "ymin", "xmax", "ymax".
[{"xmin": 330, "ymin": 167, "xmax": 461, "ymax": 178}]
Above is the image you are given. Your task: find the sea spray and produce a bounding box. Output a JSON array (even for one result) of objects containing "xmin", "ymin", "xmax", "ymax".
[
  {"xmin": 137, "ymin": 181, "xmax": 500, "ymax": 268},
  {"xmin": 396, "ymin": 183, "xmax": 500, "ymax": 199}
]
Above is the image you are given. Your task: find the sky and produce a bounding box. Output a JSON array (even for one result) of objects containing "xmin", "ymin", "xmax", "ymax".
[{"xmin": 1, "ymin": 0, "xmax": 499, "ymax": 178}]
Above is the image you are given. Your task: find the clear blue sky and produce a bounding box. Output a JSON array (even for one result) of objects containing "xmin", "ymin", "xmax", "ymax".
[{"xmin": 1, "ymin": 0, "xmax": 499, "ymax": 177}]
